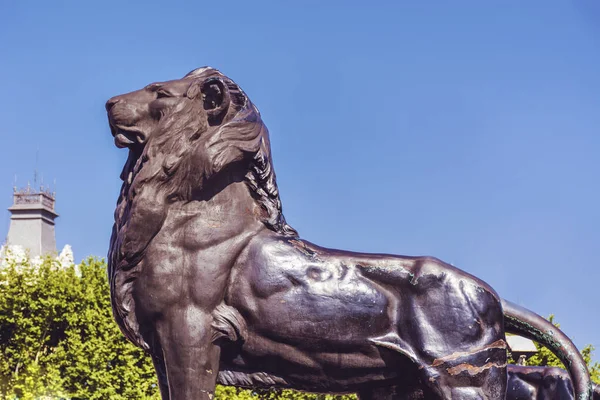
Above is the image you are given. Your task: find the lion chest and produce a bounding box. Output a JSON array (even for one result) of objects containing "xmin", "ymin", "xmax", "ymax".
[{"xmin": 132, "ymin": 205, "xmax": 262, "ymax": 313}]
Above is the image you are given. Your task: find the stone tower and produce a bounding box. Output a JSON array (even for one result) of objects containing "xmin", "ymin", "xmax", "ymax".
[{"xmin": 6, "ymin": 184, "xmax": 58, "ymax": 257}]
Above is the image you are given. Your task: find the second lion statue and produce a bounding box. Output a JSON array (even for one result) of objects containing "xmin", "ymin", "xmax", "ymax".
[{"xmin": 106, "ymin": 67, "xmax": 592, "ymax": 400}]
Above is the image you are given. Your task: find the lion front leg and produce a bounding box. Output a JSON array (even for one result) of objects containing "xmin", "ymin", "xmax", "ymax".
[
  {"xmin": 151, "ymin": 353, "xmax": 170, "ymax": 400},
  {"xmin": 155, "ymin": 306, "xmax": 221, "ymax": 400}
]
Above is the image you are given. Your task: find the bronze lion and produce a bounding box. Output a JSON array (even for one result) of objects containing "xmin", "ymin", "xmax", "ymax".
[{"xmin": 106, "ymin": 67, "xmax": 592, "ymax": 399}]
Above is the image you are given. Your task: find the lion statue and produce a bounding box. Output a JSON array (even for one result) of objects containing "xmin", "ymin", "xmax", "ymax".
[{"xmin": 106, "ymin": 67, "xmax": 592, "ymax": 400}]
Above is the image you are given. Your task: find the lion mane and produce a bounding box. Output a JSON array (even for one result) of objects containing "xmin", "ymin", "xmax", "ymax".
[{"xmin": 108, "ymin": 67, "xmax": 297, "ymax": 349}]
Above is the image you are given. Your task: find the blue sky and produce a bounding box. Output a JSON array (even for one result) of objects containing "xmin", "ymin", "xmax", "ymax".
[{"xmin": 1, "ymin": 1, "xmax": 598, "ymax": 357}]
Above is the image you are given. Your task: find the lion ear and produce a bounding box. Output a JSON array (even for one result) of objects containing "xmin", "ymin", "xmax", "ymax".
[{"xmin": 187, "ymin": 77, "xmax": 231, "ymax": 123}]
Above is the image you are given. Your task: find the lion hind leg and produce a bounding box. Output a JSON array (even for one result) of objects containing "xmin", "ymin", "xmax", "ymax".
[{"xmin": 420, "ymin": 342, "xmax": 508, "ymax": 400}]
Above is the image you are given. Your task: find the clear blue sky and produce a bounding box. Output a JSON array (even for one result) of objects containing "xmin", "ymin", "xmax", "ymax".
[{"xmin": 1, "ymin": 1, "xmax": 598, "ymax": 357}]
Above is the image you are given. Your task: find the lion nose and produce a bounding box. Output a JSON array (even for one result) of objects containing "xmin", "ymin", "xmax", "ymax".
[{"xmin": 105, "ymin": 97, "xmax": 122, "ymax": 112}]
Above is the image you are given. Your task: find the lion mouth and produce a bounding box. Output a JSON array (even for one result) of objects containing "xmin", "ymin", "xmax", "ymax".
[{"xmin": 109, "ymin": 123, "xmax": 145, "ymax": 149}]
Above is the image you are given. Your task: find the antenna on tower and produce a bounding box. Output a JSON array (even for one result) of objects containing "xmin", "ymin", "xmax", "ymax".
[{"xmin": 34, "ymin": 147, "xmax": 39, "ymax": 188}]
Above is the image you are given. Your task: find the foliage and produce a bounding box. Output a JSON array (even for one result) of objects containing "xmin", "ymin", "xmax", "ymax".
[
  {"xmin": 0, "ymin": 246, "xmax": 158, "ymax": 400},
  {"xmin": 510, "ymin": 315, "xmax": 600, "ymax": 384},
  {"xmin": 0, "ymin": 247, "xmax": 356, "ymax": 399}
]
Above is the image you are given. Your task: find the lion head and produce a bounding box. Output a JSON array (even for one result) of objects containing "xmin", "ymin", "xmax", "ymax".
[{"xmin": 106, "ymin": 66, "xmax": 296, "ymax": 237}]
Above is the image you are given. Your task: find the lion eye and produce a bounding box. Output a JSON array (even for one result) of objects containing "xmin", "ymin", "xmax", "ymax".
[
  {"xmin": 156, "ymin": 90, "xmax": 172, "ymax": 99},
  {"xmin": 145, "ymin": 83, "xmax": 161, "ymax": 91}
]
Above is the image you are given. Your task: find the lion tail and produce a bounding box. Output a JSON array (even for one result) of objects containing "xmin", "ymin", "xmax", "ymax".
[{"xmin": 502, "ymin": 299, "xmax": 592, "ymax": 400}]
